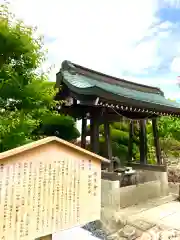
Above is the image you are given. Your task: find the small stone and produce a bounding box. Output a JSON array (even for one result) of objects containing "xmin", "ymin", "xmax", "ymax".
[
  {"xmin": 107, "ymin": 233, "xmax": 119, "ymax": 240},
  {"xmin": 128, "ymin": 219, "xmax": 154, "ymax": 231},
  {"xmin": 159, "ymin": 230, "xmax": 177, "ymax": 240},
  {"xmin": 118, "ymin": 225, "xmax": 143, "ymax": 239},
  {"xmin": 118, "ymin": 229, "xmax": 125, "ymax": 237},
  {"xmin": 138, "ymin": 232, "xmax": 152, "ymax": 240},
  {"xmin": 114, "ymin": 213, "xmax": 127, "ymax": 226},
  {"xmin": 123, "ymin": 225, "xmax": 136, "ymax": 236}
]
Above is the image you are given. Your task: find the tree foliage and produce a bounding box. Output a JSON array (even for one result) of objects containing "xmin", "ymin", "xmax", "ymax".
[
  {"xmin": 158, "ymin": 117, "xmax": 180, "ymax": 158},
  {"xmin": 36, "ymin": 114, "xmax": 80, "ymax": 141},
  {"xmin": 1, "ymin": 2, "xmax": 180, "ymax": 160},
  {"xmin": 88, "ymin": 115, "xmax": 180, "ymax": 165},
  {"xmin": 97, "ymin": 121, "xmax": 140, "ymax": 164},
  {"xmin": 0, "ymin": 2, "xmax": 79, "ymax": 152}
]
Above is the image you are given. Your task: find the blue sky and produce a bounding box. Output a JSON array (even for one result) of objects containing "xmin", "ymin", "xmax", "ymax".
[{"xmin": 7, "ymin": 0, "xmax": 180, "ymax": 100}]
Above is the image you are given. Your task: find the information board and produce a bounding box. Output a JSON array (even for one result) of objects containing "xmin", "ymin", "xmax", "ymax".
[{"xmin": 0, "ymin": 155, "xmax": 101, "ymax": 240}]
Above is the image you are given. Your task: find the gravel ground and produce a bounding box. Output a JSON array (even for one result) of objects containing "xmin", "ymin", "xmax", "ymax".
[
  {"xmin": 83, "ymin": 221, "xmax": 108, "ymax": 239},
  {"xmin": 168, "ymin": 167, "xmax": 180, "ymax": 183}
]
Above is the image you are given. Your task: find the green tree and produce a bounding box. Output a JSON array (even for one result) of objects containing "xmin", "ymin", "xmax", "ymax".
[
  {"xmin": 87, "ymin": 121, "xmax": 140, "ymax": 164},
  {"xmin": 0, "ymin": 2, "xmax": 79, "ymax": 152},
  {"xmin": 36, "ymin": 114, "xmax": 80, "ymax": 141},
  {"xmin": 158, "ymin": 116, "xmax": 180, "ymax": 158}
]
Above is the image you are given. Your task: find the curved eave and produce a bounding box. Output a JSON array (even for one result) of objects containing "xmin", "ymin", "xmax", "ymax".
[
  {"xmin": 62, "ymin": 60, "xmax": 164, "ymax": 96},
  {"xmin": 61, "ymin": 77, "xmax": 180, "ymax": 116}
]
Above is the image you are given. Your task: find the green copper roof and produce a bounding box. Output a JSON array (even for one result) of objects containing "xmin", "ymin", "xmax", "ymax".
[
  {"xmin": 56, "ymin": 60, "xmax": 180, "ymax": 114},
  {"xmin": 62, "ymin": 71, "xmax": 180, "ymax": 109}
]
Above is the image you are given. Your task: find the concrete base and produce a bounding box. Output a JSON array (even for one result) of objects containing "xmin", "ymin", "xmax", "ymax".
[
  {"xmin": 101, "ymin": 170, "xmax": 169, "ymax": 209},
  {"xmin": 101, "ymin": 179, "xmax": 121, "ymax": 210}
]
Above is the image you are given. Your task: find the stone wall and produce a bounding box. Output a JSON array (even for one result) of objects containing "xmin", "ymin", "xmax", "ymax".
[
  {"xmin": 101, "ymin": 170, "xmax": 169, "ymax": 209},
  {"xmin": 121, "ymin": 169, "xmax": 168, "ymax": 187},
  {"xmin": 169, "ymin": 182, "xmax": 180, "ymax": 195}
]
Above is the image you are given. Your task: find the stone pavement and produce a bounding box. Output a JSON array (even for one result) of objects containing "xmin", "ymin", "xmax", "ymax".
[{"xmin": 105, "ymin": 195, "xmax": 180, "ymax": 239}]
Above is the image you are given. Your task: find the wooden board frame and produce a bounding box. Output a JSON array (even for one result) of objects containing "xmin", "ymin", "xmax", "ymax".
[{"xmin": 0, "ymin": 137, "xmax": 107, "ymax": 240}]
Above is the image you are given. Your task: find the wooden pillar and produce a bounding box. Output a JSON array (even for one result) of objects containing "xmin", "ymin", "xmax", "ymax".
[
  {"xmin": 81, "ymin": 115, "xmax": 87, "ymax": 149},
  {"xmin": 139, "ymin": 119, "xmax": 147, "ymax": 164},
  {"xmin": 104, "ymin": 121, "xmax": 113, "ymax": 172},
  {"xmin": 128, "ymin": 120, "xmax": 134, "ymax": 162},
  {"xmin": 73, "ymin": 98, "xmax": 77, "ymax": 105},
  {"xmin": 152, "ymin": 117, "xmax": 161, "ymax": 164},
  {"xmin": 73, "ymin": 98, "xmax": 77, "ymax": 122},
  {"xmin": 90, "ymin": 113, "xmax": 99, "ymax": 154}
]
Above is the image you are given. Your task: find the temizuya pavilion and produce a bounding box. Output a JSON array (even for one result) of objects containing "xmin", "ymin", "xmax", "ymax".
[{"xmin": 55, "ymin": 60, "xmax": 180, "ymax": 172}]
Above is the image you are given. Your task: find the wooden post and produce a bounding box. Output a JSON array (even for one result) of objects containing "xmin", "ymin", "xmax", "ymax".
[
  {"xmin": 152, "ymin": 117, "xmax": 161, "ymax": 164},
  {"xmin": 128, "ymin": 120, "xmax": 134, "ymax": 162},
  {"xmin": 73, "ymin": 98, "xmax": 77, "ymax": 121},
  {"xmin": 139, "ymin": 120, "xmax": 147, "ymax": 164},
  {"xmin": 81, "ymin": 115, "xmax": 87, "ymax": 149},
  {"xmin": 73, "ymin": 98, "xmax": 77, "ymax": 105},
  {"xmin": 36, "ymin": 234, "xmax": 52, "ymax": 240},
  {"xmin": 90, "ymin": 113, "xmax": 99, "ymax": 154},
  {"xmin": 104, "ymin": 121, "xmax": 113, "ymax": 172}
]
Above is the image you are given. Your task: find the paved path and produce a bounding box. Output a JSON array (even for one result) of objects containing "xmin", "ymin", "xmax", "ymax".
[{"xmin": 108, "ymin": 195, "xmax": 180, "ymax": 239}]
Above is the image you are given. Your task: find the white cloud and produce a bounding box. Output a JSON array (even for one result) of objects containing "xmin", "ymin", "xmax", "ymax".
[
  {"xmin": 165, "ymin": 90, "xmax": 180, "ymax": 100},
  {"xmin": 122, "ymin": 75, "xmax": 178, "ymax": 86},
  {"xmin": 5, "ymin": 0, "xmax": 180, "ymax": 99},
  {"xmin": 122, "ymin": 39, "xmax": 161, "ymax": 74},
  {"xmin": 8, "ymin": 0, "xmax": 159, "ymax": 78},
  {"xmin": 159, "ymin": 21, "xmax": 173, "ymax": 29},
  {"xmin": 171, "ymin": 57, "xmax": 180, "ymax": 72}
]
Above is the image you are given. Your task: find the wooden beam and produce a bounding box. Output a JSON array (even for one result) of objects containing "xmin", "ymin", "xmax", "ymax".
[
  {"xmin": 152, "ymin": 118, "xmax": 162, "ymax": 164},
  {"xmin": 127, "ymin": 163, "xmax": 166, "ymax": 172},
  {"xmin": 128, "ymin": 121, "xmax": 134, "ymax": 162},
  {"xmin": 59, "ymin": 105, "xmax": 156, "ymax": 121},
  {"xmin": 90, "ymin": 113, "xmax": 99, "ymax": 154},
  {"xmin": 104, "ymin": 122, "xmax": 113, "ymax": 172},
  {"xmin": 81, "ymin": 116, "xmax": 87, "ymax": 149},
  {"xmin": 139, "ymin": 120, "xmax": 147, "ymax": 164}
]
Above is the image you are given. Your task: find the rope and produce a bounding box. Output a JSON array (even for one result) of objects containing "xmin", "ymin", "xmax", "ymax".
[{"xmin": 110, "ymin": 106, "xmax": 155, "ymax": 121}]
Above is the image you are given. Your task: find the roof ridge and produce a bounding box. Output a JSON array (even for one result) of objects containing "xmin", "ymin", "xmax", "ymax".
[
  {"xmin": 61, "ymin": 60, "xmax": 164, "ymax": 96},
  {"xmin": 0, "ymin": 136, "xmax": 109, "ymax": 163}
]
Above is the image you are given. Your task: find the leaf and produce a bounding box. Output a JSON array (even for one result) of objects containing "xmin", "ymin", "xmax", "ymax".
[{"xmin": 0, "ymin": 2, "xmax": 79, "ymax": 152}]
